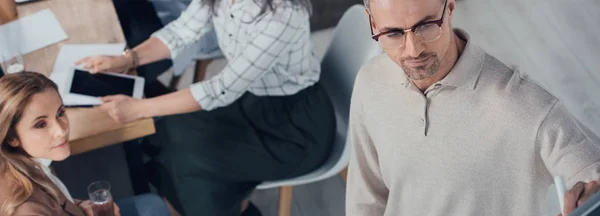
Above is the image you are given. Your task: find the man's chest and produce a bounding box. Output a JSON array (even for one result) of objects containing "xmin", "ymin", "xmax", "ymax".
[{"xmin": 361, "ymin": 87, "xmax": 539, "ymax": 185}]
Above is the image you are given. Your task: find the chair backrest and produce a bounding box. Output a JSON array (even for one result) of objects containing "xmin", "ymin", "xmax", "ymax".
[{"xmin": 257, "ymin": 4, "xmax": 382, "ymax": 189}]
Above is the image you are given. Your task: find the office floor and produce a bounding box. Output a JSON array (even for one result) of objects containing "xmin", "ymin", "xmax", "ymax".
[{"xmin": 54, "ymin": 1, "xmax": 599, "ymax": 215}]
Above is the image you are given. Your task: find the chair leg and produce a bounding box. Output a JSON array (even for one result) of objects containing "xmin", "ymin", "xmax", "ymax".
[
  {"xmin": 193, "ymin": 59, "xmax": 212, "ymax": 82},
  {"xmin": 169, "ymin": 74, "xmax": 182, "ymax": 90},
  {"xmin": 278, "ymin": 186, "xmax": 293, "ymax": 216},
  {"xmin": 339, "ymin": 166, "xmax": 348, "ymax": 183},
  {"xmin": 163, "ymin": 197, "xmax": 182, "ymax": 216},
  {"xmin": 241, "ymin": 199, "xmax": 249, "ymax": 213}
]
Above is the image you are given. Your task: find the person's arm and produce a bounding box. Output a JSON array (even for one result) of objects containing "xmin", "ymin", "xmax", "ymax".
[
  {"xmin": 73, "ymin": 199, "xmax": 84, "ymax": 207},
  {"xmin": 346, "ymin": 72, "xmax": 389, "ymax": 216},
  {"xmin": 538, "ymin": 101, "xmax": 600, "ymax": 214},
  {"xmin": 130, "ymin": 37, "xmax": 171, "ymax": 66},
  {"xmin": 185, "ymin": 5, "xmax": 303, "ymax": 111},
  {"xmin": 539, "ymin": 101, "xmax": 600, "ymax": 184},
  {"xmin": 139, "ymin": 89, "xmax": 201, "ymax": 118},
  {"xmin": 149, "ymin": 0, "xmax": 214, "ymax": 61},
  {"xmin": 0, "ymin": 0, "xmax": 18, "ymax": 24},
  {"xmin": 103, "ymin": 5, "xmax": 304, "ymax": 122},
  {"xmin": 100, "ymin": 89, "xmax": 200, "ymax": 123},
  {"xmin": 76, "ymin": 0, "xmax": 213, "ymax": 73}
]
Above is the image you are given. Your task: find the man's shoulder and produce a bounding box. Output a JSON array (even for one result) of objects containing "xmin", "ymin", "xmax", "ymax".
[{"xmin": 479, "ymin": 53, "xmax": 558, "ymax": 111}]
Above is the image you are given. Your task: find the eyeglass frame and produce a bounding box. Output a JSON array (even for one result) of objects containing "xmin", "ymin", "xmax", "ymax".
[{"xmin": 369, "ymin": 0, "xmax": 449, "ymax": 45}]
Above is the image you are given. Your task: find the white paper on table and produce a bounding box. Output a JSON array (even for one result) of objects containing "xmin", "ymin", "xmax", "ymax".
[
  {"xmin": 50, "ymin": 43, "xmax": 126, "ymax": 106},
  {"xmin": 0, "ymin": 9, "xmax": 68, "ymax": 61}
]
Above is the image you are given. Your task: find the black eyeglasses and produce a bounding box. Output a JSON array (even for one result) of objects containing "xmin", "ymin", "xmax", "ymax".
[{"xmin": 370, "ymin": 0, "xmax": 448, "ymax": 50}]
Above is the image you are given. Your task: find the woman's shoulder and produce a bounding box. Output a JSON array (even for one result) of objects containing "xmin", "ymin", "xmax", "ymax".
[
  {"xmin": 12, "ymin": 186, "xmax": 60, "ymax": 215},
  {"xmin": 0, "ymin": 178, "xmax": 54, "ymax": 215},
  {"xmin": 245, "ymin": 0, "xmax": 310, "ymax": 17},
  {"xmin": 13, "ymin": 199, "xmax": 55, "ymax": 215},
  {"xmin": 0, "ymin": 170, "xmax": 85, "ymax": 216},
  {"xmin": 0, "ymin": 177, "xmax": 66, "ymax": 216}
]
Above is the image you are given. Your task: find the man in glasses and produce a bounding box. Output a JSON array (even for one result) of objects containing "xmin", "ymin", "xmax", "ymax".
[{"xmin": 346, "ymin": 0, "xmax": 600, "ymax": 215}]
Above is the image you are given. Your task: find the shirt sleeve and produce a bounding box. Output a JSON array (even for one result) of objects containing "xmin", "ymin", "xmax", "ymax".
[
  {"xmin": 345, "ymin": 72, "xmax": 389, "ymax": 216},
  {"xmin": 539, "ymin": 101, "xmax": 600, "ymax": 187},
  {"xmin": 189, "ymin": 6, "xmax": 304, "ymax": 110},
  {"xmin": 151, "ymin": 0, "xmax": 213, "ymax": 59}
]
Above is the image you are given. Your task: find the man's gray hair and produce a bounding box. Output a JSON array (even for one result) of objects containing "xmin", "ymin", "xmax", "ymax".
[{"xmin": 365, "ymin": 0, "xmax": 448, "ymax": 13}]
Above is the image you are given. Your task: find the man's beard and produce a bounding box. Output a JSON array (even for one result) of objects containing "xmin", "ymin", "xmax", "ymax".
[{"xmin": 400, "ymin": 53, "xmax": 441, "ymax": 80}]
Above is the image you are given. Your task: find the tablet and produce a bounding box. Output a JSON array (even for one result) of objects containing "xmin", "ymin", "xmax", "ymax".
[
  {"xmin": 64, "ymin": 68, "xmax": 144, "ymax": 99},
  {"xmin": 15, "ymin": 0, "xmax": 42, "ymax": 4},
  {"xmin": 570, "ymin": 191, "xmax": 600, "ymax": 216}
]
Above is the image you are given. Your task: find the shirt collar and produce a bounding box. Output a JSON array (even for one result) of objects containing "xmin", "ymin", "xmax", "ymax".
[
  {"xmin": 438, "ymin": 29, "xmax": 485, "ymax": 90},
  {"xmin": 33, "ymin": 158, "xmax": 52, "ymax": 168}
]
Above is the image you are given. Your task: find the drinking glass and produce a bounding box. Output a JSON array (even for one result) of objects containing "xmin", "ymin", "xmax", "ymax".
[
  {"xmin": 87, "ymin": 181, "xmax": 115, "ymax": 216},
  {"xmin": 0, "ymin": 16, "xmax": 25, "ymax": 74}
]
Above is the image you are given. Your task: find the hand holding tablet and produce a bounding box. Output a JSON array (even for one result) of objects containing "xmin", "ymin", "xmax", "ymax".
[
  {"xmin": 567, "ymin": 190, "xmax": 600, "ymax": 216},
  {"xmin": 74, "ymin": 54, "xmax": 134, "ymax": 74},
  {"xmin": 555, "ymin": 176, "xmax": 600, "ymax": 216}
]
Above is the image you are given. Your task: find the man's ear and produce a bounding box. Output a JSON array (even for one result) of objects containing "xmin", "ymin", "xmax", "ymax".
[
  {"xmin": 447, "ymin": 0, "xmax": 456, "ymax": 18},
  {"xmin": 366, "ymin": 10, "xmax": 377, "ymax": 32}
]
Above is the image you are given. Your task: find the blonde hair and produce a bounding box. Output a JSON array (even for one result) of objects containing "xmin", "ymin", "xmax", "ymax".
[{"xmin": 0, "ymin": 72, "xmax": 62, "ymax": 215}]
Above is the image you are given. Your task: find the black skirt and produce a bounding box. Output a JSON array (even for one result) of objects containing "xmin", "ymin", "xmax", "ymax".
[{"xmin": 146, "ymin": 82, "xmax": 336, "ymax": 216}]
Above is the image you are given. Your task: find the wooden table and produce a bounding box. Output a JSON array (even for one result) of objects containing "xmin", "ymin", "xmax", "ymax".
[{"xmin": 16, "ymin": 0, "xmax": 156, "ymax": 155}]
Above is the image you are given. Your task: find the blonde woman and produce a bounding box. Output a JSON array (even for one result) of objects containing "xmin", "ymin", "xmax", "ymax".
[{"xmin": 0, "ymin": 72, "xmax": 173, "ymax": 216}]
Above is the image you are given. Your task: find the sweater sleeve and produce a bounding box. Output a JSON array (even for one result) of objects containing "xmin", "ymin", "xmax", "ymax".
[
  {"xmin": 345, "ymin": 71, "xmax": 388, "ymax": 216},
  {"xmin": 539, "ymin": 101, "xmax": 600, "ymax": 187}
]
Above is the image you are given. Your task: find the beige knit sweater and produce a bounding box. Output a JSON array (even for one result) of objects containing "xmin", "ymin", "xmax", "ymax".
[{"xmin": 346, "ymin": 30, "xmax": 600, "ymax": 216}]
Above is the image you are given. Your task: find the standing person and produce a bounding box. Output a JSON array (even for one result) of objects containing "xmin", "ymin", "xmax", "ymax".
[
  {"xmin": 0, "ymin": 72, "xmax": 173, "ymax": 216},
  {"xmin": 76, "ymin": 0, "xmax": 336, "ymax": 215},
  {"xmin": 346, "ymin": 0, "xmax": 600, "ymax": 215}
]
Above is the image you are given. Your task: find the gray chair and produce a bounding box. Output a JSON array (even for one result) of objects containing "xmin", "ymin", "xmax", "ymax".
[{"xmin": 255, "ymin": 4, "xmax": 383, "ymax": 216}]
